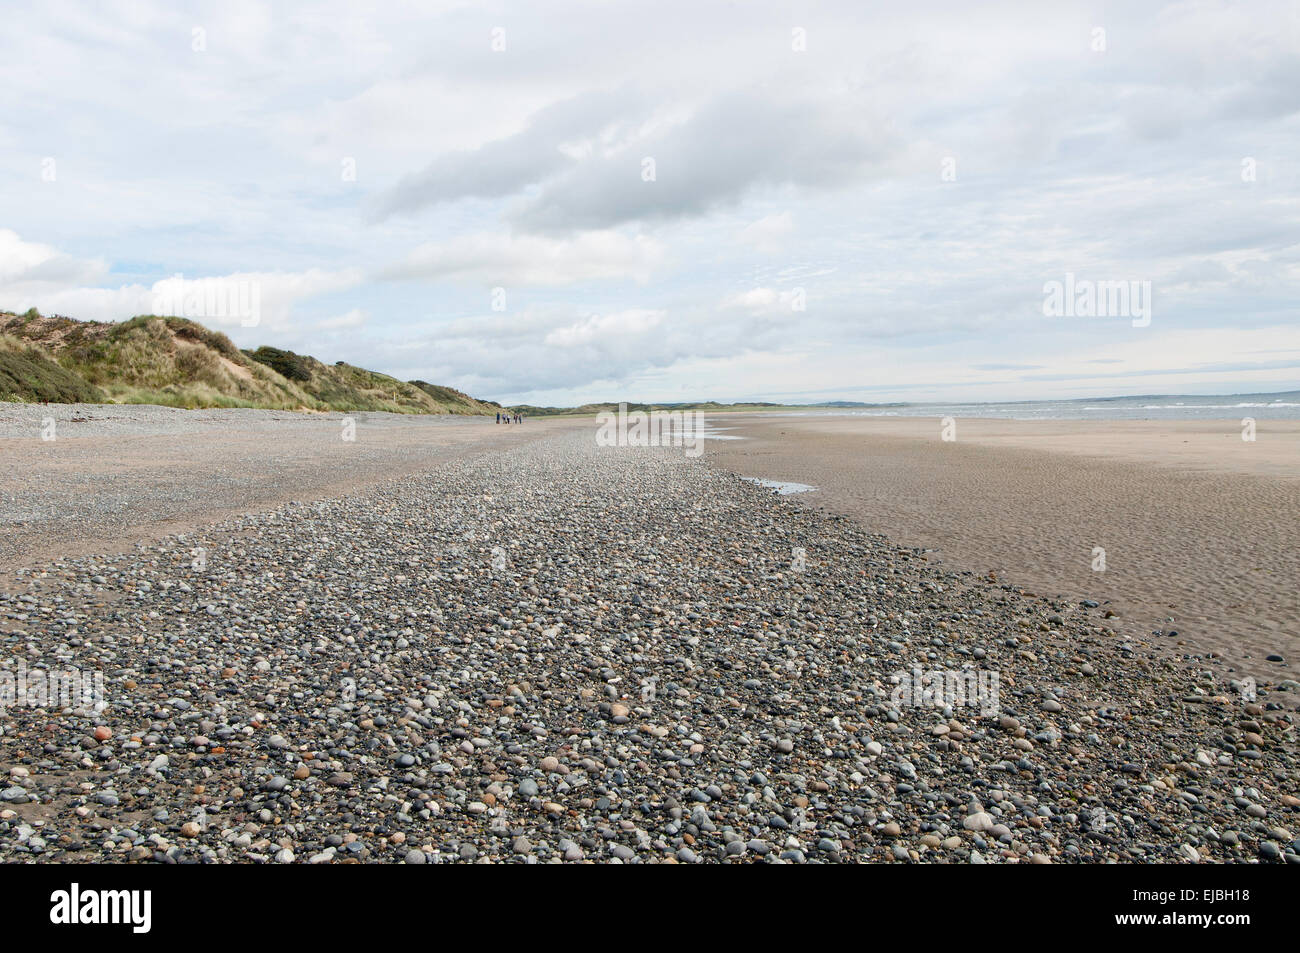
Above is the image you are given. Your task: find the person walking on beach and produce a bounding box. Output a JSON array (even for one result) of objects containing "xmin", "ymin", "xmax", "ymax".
[{"xmin": 496, "ymin": 412, "xmax": 501, "ymax": 424}]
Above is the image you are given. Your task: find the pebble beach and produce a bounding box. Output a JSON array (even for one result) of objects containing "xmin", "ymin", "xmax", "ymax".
[{"xmin": 1, "ymin": 414, "xmax": 1297, "ymax": 864}]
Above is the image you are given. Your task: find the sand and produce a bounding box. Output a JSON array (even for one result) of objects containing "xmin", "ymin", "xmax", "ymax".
[
  {"xmin": 703, "ymin": 415, "xmax": 1300, "ymax": 674},
  {"xmin": 0, "ymin": 404, "xmax": 584, "ymax": 571},
  {"xmin": 4, "ymin": 404, "xmax": 1297, "ymax": 676}
]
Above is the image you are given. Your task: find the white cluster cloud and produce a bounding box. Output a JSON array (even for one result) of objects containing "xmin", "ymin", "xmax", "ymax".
[
  {"xmin": 0, "ymin": 230, "xmax": 362, "ymax": 332},
  {"xmin": 0, "ymin": 229, "xmax": 107, "ymax": 295}
]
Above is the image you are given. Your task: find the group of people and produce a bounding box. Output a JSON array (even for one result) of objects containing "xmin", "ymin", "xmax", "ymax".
[{"xmin": 495, "ymin": 412, "xmax": 523, "ymax": 424}]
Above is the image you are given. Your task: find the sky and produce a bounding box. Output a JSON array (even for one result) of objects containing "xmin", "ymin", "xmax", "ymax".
[{"xmin": 1, "ymin": 0, "xmax": 1298, "ymax": 406}]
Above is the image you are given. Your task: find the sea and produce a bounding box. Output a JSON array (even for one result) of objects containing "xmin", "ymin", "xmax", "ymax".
[{"xmin": 767, "ymin": 391, "xmax": 1300, "ymax": 422}]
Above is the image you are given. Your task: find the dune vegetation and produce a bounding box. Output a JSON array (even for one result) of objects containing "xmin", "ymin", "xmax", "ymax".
[{"xmin": 0, "ymin": 310, "xmax": 498, "ymax": 414}]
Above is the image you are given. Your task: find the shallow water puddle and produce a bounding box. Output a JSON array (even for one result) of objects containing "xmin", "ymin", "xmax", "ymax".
[
  {"xmin": 743, "ymin": 477, "xmax": 817, "ymax": 495},
  {"xmin": 684, "ymin": 425, "xmax": 744, "ymax": 440}
]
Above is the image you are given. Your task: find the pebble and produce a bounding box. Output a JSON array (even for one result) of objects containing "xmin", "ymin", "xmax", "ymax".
[{"xmin": 0, "ymin": 427, "xmax": 1292, "ymax": 866}]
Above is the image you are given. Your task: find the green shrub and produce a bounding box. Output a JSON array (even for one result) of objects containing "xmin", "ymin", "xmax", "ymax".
[
  {"xmin": 245, "ymin": 346, "xmax": 314, "ymax": 382},
  {"xmin": 0, "ymin": 342, "xmax": 103, "ymax": 402}
]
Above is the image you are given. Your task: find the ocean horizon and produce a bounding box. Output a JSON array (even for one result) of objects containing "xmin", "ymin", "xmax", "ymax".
[{"xmin": 765, "ymin": 390, "xmax": 1300, "ymax": 421}]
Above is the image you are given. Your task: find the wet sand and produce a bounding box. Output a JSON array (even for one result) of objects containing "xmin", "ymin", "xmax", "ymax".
[{"xmin": 704, "ymin": 415, "xmax": 1300, "ymax": 674}]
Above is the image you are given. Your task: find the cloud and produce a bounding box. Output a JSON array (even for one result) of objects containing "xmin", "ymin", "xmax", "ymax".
[
  {"xmin": 370, "ymin": 87, "xmax": 645, "ymax": 219},
  {"xmin": 0, "ymin": 229, "xmax": 362, "ymax": 332},
  {"xmin": 316, "ymin": 308, "xmax": 369, "ymax": 330},
  {"xmin": 739, "ymin": 212, "xmax": 793, "ymax": 253},
  {"xmin": 146, "ymin": 269, "xmax": 363, "ymax": 331},
  {"xmin": 378, "ymin": 231, "xmax": 665, "ymax": 285},
  {"xmin": 353, "ymin": 299, "xmax": 790, "ymax": 397},
  {"xmin": 0, "ymin": 230, "xmax": 106, "ymax": 290},
  {"xmin": 2, "ymin": 1, "xmax": 1299, "ymax": 405},
  {"xmin": 373, "ymin": 81, "xmax": 903, "ymax": 234},
  {"xmin": 543, "ymin": 309, "xmax": 664, "ymax": 348},
  {"xmin": 720, "ymin": 287, "xmax": 803, "ymax": 314},
  {"xmin": 513, "ymin": 89, "xmax": 903, "ymax": 232}
]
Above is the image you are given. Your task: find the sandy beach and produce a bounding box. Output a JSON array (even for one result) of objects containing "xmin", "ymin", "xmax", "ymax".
[{"xmin": 704, "ymin": 415, "xmax": 1300, "ymax": 674}]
